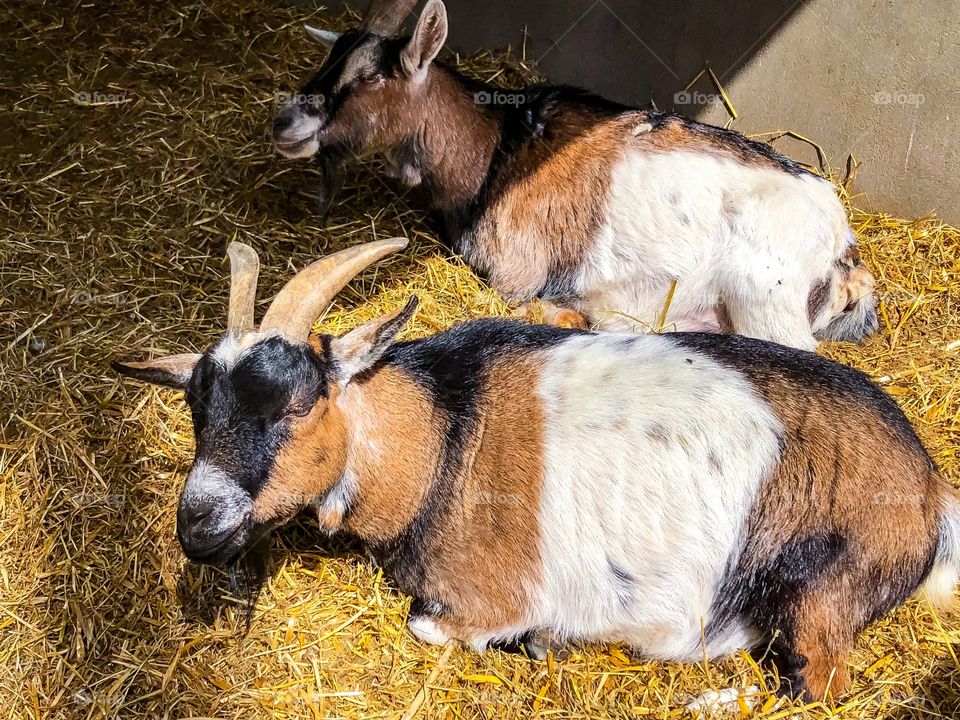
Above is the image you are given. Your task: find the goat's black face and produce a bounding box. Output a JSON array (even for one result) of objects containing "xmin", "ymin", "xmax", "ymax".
[{"xmin": 177, "ymin": 336, "xmax": 328, "ymax": 565}]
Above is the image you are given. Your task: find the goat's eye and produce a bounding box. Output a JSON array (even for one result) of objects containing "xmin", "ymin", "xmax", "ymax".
[
  {"xmin": 281, "ymin": 401, "xmax": 314, "ymax": 421},
  {"xmin": 359, "ymin": 72, "xmax": 383, "ymax": 85}
]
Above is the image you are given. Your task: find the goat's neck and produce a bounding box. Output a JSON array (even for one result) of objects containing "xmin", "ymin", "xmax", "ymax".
[
  {"xmin": 403, "ymin": 68, "xmax": 503, "ymax": 215},
  {"xmin": 325, "ymin": 365, "xmax": 441, "ymax": 542}
]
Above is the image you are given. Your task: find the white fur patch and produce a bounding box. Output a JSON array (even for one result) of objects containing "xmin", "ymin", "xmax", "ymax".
[
  {"xmin": 408, "ymin": 616, "xmax": 451, "ymax": 646},
  {"xmin": 210, "ymin": 331, "xmax": 271, "ymax": 368},
  {"xmin": 530, "ymin": 333, "xmax": 781, "ymax": 661},
  {"xmin": 312, "ymin": 471, "xmax": 357, "ymax": 533},
  {"xmin": 922, "ymin": 564, "xmax": 959, "ymax": 610},
  {"xmin": 923, "ymin": 490, "xmax": 960, "ymax": 609},
  {"xmin": 181, "ymin": 460, "xmax": 252, "ymax": 533},
  {"xmin": 574, "ymin": 148, "xmax": 851, "ymax": 350}
]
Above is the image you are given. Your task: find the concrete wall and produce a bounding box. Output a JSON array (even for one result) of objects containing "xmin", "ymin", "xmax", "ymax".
[{"xmin": 340, "ymin": 0, "xmax": 959, "ymax": 223}]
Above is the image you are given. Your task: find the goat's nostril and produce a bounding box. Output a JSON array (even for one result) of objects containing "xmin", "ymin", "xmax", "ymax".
[
  {"xmin": 182, "ymin": 498, "xmax": 216, "ymax": 526},
  {"xmin": 272, "ymin": 115, "xmax": 293, "ymax": 136}
]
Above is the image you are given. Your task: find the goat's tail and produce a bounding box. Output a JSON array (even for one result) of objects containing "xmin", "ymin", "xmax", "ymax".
[
  {"xmin": 923, "ymin": 484, "xmax": 960, "ymax": 610},
  {"xmin": 815, "ymin": 239, "xmax": 879, "ymax": 343},
  {"xmin": 818, "ymin": 275, "xmax": 878, "ymax": 343}
]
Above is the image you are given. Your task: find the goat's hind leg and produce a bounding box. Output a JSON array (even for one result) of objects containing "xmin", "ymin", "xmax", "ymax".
[
  {"xmin": 726, "ymin": 293, "xmax": 819, "ymax": 351},
  {"xmin": 761, "ymin": 584, "xmax": 855, "ymax": 702}
]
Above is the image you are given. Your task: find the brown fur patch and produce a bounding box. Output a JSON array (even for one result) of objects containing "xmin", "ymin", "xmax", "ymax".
[
  {"xmin": 339, "ymin": 366, "xmax": 443, "ymax": 540},
  {"xmin": 252, "ymin": 339, "xmax": 440, "ymax": 533},
  {"xmin": 792, "ymin": 589, "xmax": 853, "ymax": 700},
  {"xmin": 750, "ymin": 375, "xmax": 938, "ymax": 560},
  {"xmin": 739, "ymin": 373, "xmax": 942, "ymax": 698},
  {"xmin": 420, "ymin": 358, "xmax": 546, "ymax": 634},
  {"xmin": 478, "ymin": 113, "xmax": 628, "ymax": 299},
  {"xmin": 252, "ymin": 387, "xmax": 348, "ymax": 525},
  {"xmin": 283, "ymin": 352, "xmax": 547, "ymax": 637},
  {"xmin": 714, "ymin": 302, "xmax": 734, "ymax": 333},
  {"xmin": 413, "ymin": 70, "xmax": 502, "ymax": 208},
  {"xmin": 329, "ymin": 63, "xmax": 500, "ymax": 212},
  {"xmin": 255, "ymin": 336, "xmax": 546, "ymax": 638}
]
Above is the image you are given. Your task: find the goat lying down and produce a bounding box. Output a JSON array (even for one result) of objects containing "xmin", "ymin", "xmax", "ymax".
[
  {"xmin": 271, "ymin": 0, "xmax": 877, "ymax": 351},
  {"xmin": 115, "ymin": 239, "xmax": 958, "ymax": 702}
]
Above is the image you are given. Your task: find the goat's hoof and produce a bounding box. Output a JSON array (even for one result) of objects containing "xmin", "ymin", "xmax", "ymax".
[{"xmin": 551, "ymin": 309, "xmax": 588, "ymax": 330}]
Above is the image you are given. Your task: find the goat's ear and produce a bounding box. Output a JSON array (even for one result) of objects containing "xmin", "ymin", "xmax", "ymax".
[
  {"xmin": 400, "ymin": 0, "xmax": 447, "ymax": 78},
  {"xmin": 331, "ymin": 297, "xmax": 418, "ymax": 382},
  {"xmin": 305, "ymin": 25, "xmax": 340, "ymax": 50},
  {"xmin": 111, "ymin": 353, "xmax": 202, "ymax": 390}
]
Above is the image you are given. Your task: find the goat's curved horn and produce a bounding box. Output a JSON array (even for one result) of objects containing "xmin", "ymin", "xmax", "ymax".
[
  {"xmin": 226, "ymin": 242, "xmax": 260, "ymax": 336},
  {"xmin": 361, "ymin": 0, "xmax": 418, "ymax": 35},
  {"xmin": 260, "ymin": 237, "xmax": 409, "ymax": 342}
]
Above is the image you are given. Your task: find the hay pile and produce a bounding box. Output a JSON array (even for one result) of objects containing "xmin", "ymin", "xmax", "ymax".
[{"xmin": 1, "ymin": 1, "xmax": 958, "ymax": 718}]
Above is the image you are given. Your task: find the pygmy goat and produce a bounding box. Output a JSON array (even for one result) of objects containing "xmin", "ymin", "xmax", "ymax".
[
  {"xmin": 115, "ymin": 238, "xmax": 959, "ymax": 702},
  {"xmin": 271, "ymin": 0, "xmax": 877, "ymax": 351}
]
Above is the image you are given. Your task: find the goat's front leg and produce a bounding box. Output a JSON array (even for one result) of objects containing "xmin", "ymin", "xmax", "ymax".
[
  {"xmin": 517, "ymin": 298, "xmax": 589, "ymax": 330},
  {"xmin": 408, "ymin": 612, "xmax": 552, "ymax": 659}
]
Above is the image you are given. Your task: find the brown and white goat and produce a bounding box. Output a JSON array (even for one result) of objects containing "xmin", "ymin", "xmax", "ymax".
[
  {"xmin": 271, "ymin": 0, "xmax": 877, "ymax": 351},
  {"xmin": 115, "ymin": 239, "xmax": 958, "ymax": 703}
]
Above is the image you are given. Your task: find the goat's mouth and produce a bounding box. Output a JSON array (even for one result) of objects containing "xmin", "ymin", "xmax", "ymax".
[
  {"xmin": 273, "ymin": 134, "xmax": 320, "ymax": 159},
  {"xmin": 179, "ymin": 517, "xmax": 250, "ymax": 566}
]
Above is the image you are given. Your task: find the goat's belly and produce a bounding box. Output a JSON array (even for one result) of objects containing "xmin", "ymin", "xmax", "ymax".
[
  {"xmin": 529, "ymin": 333, "xmax": 782, "ymax": 661},
  {"xmin": 595, "ymin": 612, "xmax": 757, "ymax": 662}
]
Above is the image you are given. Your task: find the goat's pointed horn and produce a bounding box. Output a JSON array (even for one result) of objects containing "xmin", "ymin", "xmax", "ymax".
[
  {"xmin": 226, "ymin": 242, "xmax": 261, "ymax": 336},
  {"xmin": 260, "ymin": 237, "xmax": 409, "ymax": 342},
  {"xmin": 361, "ymin": 0, "xmax": 418, "ymax": 35}
]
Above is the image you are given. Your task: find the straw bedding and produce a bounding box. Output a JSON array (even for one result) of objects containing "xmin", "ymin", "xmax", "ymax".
[{"xmin": 1, "ymin": 1, "xmax": 958, "ymax": 718}]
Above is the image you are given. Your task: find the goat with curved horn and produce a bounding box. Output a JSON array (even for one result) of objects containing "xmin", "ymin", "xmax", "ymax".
[
  {"xmin": 116, "ymin": 226, "xmax": 957, "ymax": 707},
  {"xmin": 260, "ymin": 237, "xmax": 409, "ymax": 342},
  {"xmin": 226, "ymin": 242, "xmax": 260, "ymax": 337},
  {"xmin": 361, "ymin": 0, "xmax": 418, "ymax": 35}
]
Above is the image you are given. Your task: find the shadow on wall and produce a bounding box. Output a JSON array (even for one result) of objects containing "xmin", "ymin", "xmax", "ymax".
[{"xmin": 341, "ymin": 0, "xmax": 810, "ymax": 111}]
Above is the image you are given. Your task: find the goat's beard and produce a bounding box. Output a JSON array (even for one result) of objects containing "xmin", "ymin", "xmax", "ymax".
[
  {"xmin": 228, "ymin": 529, "xmax": 272, "ymax": 631},
  {"xmin": 315, "ymin": 147, "xmax": 347, "ymax": 220}
]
